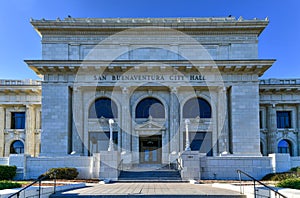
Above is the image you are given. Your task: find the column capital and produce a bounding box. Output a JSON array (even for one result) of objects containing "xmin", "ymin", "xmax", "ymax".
[{"xmin": 26, "ymin": 104, "xmax": 36, "ymax": 110}]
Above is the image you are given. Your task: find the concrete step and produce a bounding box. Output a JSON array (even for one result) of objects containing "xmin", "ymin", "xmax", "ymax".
[{"xmin": 118, "ymin": 170, "xmax": 182, "ymax": 181}]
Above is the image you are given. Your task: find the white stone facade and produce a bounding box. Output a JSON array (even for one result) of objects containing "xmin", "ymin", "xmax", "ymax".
[
  {"xmin": 0, "ymin": 17, "xmax": 300, "ymax": 180},
  {"xmin": 0, "ymin": 79, "xmax": 41, "ymax": 157}
]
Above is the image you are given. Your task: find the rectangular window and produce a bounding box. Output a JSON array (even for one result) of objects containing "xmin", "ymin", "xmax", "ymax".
[
  {"xmin": 11, "ymin": 112, "xmax": 26, "ymax": 129},
  {"xmin": 277, "ymin": 111, "xmax": 291, "ymax": 128}
]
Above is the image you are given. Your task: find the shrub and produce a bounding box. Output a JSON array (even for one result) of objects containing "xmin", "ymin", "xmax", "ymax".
[
  {"xmin": 290, "ymin": 166, "xmax": 300, "ymax": 177},
  {"xmin": 40, "ymin": 167, "xmax": 79, "ymax": 180},
  {"xmin": 262, "ymin": 172, "xmax": 297, "ymax": 181},
  {"xmin": 0, "ymin": 181, "xmax": 22, "ymax": 190},
  {"xmin": 0, "ymin": 165, "xmax": 17, "ymax": 180},
  {"xmin": 262, "ymin": 166, "xmax": 300, "ymax": 181},
  {"xmin": 276, "ymin": 178, "xmax": 300, "ymax": 189}
]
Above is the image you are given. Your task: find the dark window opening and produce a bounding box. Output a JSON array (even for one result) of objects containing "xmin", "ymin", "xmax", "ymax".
[
  {"xmin": 136, "ymin": 98, "xmax": 165, "ymax": 118},
  {"xmin": 89, "ymin": 98, "xmax": 118, "ymax": 118},
  {"xmin": 11, "ymin": 112, "xmax": 25, "ymax": 129},
  {"xmin": 183, "ymin": 132, "xmax": 212, "ymax": 156},
  {"xmin": 278, "ymin": 139, "xmax": 292, "ymax": 156},
  {"xmin": 183, "ymin": 98, "xmax": 211, "ymax": 118},
  {"xmin": 10, "ymin": 140, "xmax": 24, "ymax": 154},
  {"xmin": 277, "ymin": 111, "xmax": 291, "ymax": 128},
  {"xmin": 259, "ymin": 111, "xmax": 263, "ymax": 129}
]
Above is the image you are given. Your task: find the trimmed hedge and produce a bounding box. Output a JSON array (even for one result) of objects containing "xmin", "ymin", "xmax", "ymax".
[
  {"xmin": 0, "ymin": 181, "xmax": 22, "ymax": 190},
  {"xmin": 0, "ymin": 165, "xmax": 17, "ymax": 180},
  {"xmin": 40, "ymin": 167, "xmax": 79, "ymax": 180},
  {"xmin": 276, "ymin": 178, "xmax": 300, "ymax": 189}
]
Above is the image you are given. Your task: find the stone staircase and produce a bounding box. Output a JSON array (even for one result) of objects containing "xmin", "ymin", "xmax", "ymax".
[{"xmin": 118, "ymin": 164, "xmax": 182, "ymax": 182}]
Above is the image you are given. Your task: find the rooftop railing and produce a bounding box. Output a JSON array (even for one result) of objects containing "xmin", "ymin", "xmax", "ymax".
[{"xmin": 0, "ymin": 79, "xmax": 41, "ymax": 86}]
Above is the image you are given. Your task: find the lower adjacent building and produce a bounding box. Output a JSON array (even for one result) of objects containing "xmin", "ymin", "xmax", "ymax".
[{"xmin": 0, "ymin": 17, "xmax": 300, "ymax": 180}]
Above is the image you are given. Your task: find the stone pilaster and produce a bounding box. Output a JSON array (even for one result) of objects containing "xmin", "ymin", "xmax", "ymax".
[
  {"xmin": 229, "ymin": 84, "xmax": 261, "ymax": 156},
  {"xmin": 267, "ymin": 104, "xmax": 277, "ymax": 154},
  {"xmin": 72, "ymin": 87, "xmax": 84, "ymax": 155},
  {"xmin": 169, "ymin": 87, "xmax": 179, "ymax": 154},
  {"xmin": 25, "ymin": 105, "xmax": 35, "ymax": 156},
  {"xmin": 121, "ymin": 87, "xmax": 131, "ymax": 152},
  {"xmin": 217, "ymin": 87, "xmax": 229, "ymax": 154},
  {"xmin": 40, "ymin": 83, "xmax": 70, "ymax": 156},
  {"xmin": 0, "ymin": 106, "xmax": 5, "ymax": 157}
]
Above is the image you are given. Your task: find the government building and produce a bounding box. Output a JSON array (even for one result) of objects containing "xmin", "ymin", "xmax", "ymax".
[{"xmin": 0, "ymin": 17, "xmax": 300, "ymax": 180}]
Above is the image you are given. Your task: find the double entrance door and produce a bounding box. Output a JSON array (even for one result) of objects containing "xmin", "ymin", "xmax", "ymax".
[{"xmin": 139, "ymin": 135, "xmax": 162, "ymax": 164}]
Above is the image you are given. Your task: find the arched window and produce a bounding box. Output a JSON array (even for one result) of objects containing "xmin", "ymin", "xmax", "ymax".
[
  {"xmin": 89, "ymin": 98, "xmax": 118, "ymax": 118},
  {"xmin": 183, "ymin": 98, "xmax": 212, "ymax": 118},
  {"xmin": 10, "ymin": 140, "xmax": 24, "ymax": 154},
  {"xmin": 278, "ymin": 139, "xmax": 292, "ymax": 156},
  {"xmin": 136, "ymin": 98, "xmax": 165, "ymax": 118}
]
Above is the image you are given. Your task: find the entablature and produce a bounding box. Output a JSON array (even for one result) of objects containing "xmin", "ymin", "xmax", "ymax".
[{"xmin": 26, "ymin": 59, "xmax": 275, "ymax": 77}]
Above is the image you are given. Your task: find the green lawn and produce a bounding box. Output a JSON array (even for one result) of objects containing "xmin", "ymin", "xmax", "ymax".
[{"xmin": 0, "ymin": 181, "xmax": 23, "ymax": 190}]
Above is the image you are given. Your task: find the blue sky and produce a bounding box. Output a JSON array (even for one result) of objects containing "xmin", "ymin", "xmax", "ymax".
[{"xmin": 0, "ymin": 0, "xmax": 299, "ymax": 80}]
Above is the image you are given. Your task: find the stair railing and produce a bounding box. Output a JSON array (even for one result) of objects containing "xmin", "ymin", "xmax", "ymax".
[
  {"xmin": 237, "ymin": 169, "xmax": 287, "ymax": 198},
  {"xmin": 8, "ymin": 171, "xmax": 57, "ymax": 198}
]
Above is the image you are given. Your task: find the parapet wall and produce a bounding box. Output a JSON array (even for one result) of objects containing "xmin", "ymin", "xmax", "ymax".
[
  {"xmin": 25, "ymin": 156, "xmax": 93, "ymax": 179},
  {"xmin": 200, "ymin": 156, "xmax": 273, "ymax": 180}
]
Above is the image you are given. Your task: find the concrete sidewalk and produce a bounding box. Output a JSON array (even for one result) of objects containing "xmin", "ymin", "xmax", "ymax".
[{"xmin": 50, "ymin": 182, "xmax": 246, "ymax": 197}]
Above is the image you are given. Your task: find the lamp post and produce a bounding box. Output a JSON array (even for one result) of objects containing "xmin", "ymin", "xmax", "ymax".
[
  {"xmin": 108, "ymin": 119, "xmax": 114, "ymax": 151},
  {"xmin": 185, "ymin": 119, "xmax": 191, "ymax": 151}
]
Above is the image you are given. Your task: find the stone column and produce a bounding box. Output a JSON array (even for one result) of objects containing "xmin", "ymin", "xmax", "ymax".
[
  {"xmin": 72, "ymin": 87, "xmax": 84, "ymax": 155},
  {"xmin": 169, "ymin": 87, "xmax": 179, "ymax": 155},
  {"xmin": 267, "ymin": 104, "xmax": 277, "ymax": 154},
  {"xmin": 0, "ymin": 106, "xmax": 5, "ymax": 157},
  {"xmin": 120, "ymin": 87, "xmax": 132, "ymax": 165},
  {"xmin": 25, "ymin": 105, "xmax": 35, "ymax": 156}
]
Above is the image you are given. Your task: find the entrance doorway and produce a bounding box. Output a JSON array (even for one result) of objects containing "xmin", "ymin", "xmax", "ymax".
[{"xmin": 139, "ymin": 135, "xmax": 162, "ymax": 164}]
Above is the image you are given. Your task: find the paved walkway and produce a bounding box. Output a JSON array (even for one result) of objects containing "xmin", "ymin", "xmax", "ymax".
[{"xmin": 51, "ymin": 182, "xmax": 245, "ymax": 197}]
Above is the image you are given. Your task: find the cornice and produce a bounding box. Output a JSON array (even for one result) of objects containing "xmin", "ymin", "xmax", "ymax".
[
  {"xmin": 31, "ymin": 17, "xmax": 269, "ymax": 37},
  {"xmin": 25, "ymin": 59, "xmax": 275, "ymax": 77}
]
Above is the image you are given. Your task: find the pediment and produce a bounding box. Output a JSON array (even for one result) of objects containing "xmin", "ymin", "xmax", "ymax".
[{"xmin": 135, "ymin": 118, "xmax": 165, "ymax": 131}]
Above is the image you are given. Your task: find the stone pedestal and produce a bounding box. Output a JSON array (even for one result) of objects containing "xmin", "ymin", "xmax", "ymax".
[
  {"xmin": 269, "ymin": 153, "xmax": 291, "ymax": 173},
  {"xmin": 121, "ymin": 152, "xmax": 132, "ymax": 170},
  {"xmin": 9, "ymin": 154, "xmax": 28, "ymax": 180},
  {"xmin": 180, "ymin": 151, "xmax": 200, "ymax": 180},
  {"xmin": 99, "ymin": 151, "xmax": 120, "ymax": 181}
]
